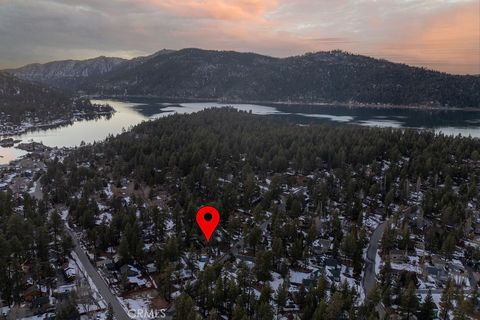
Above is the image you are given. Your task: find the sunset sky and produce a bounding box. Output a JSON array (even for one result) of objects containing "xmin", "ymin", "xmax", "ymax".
[{"xmin": 0, "ymin": 0, "xmax": 479, "ymax": 74}]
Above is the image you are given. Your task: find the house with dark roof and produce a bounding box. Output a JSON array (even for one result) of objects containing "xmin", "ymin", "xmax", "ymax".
[
  {"xmin": 312, "ymin": 239, "xmax": 332, "ymax": 255},
  {"xmin": 120, "ymin": 264, "xmax": 140, "ymax": 277},
  {"xmin": 31, "ymin": 296, "xmax": 50, "ymax": 312},
  {"xmin": 324, "ymin": 258, "xmax": 340, "ymax": 269},
  {"xmin": 388, "ymin": 250, "xmax": 407, "ymax": 263},
  {"xmin": 326, "ymin": 268, "xmax": 341, "ymax": 282},
  {"xmin": 23, "ymin": 285, "xmax": 42, "ymax": 302}
]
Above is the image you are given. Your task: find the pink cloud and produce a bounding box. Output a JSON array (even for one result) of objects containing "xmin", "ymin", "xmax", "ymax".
[
  {"xmin": 142, "ymin": 0, "xmax": 279, "ymax": 21},
  {"xmin": 373, "ymin": 1, "xmax": 480, "ymax": 74},
  {"xmin": 1, "ymin": 0, "xmax": 478, "ymax": 74}
]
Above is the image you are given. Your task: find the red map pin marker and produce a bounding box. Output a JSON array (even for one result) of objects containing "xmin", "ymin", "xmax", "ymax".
[{"xmin": 196, "ymin": 206, "xmax": 220, "ymax": 242}]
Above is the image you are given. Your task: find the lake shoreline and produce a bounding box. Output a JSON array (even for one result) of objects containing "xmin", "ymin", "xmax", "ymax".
[
  {"xmin": 0, "ymin": 110, "xmax": 114, "ymax": 138},
  {"xmin": 87, "ymin": 95, "xmax": 480, "ymax": 112},
  {"xmin": 2, "ymin": 98, "xmax": 480, "ymax": 165}
]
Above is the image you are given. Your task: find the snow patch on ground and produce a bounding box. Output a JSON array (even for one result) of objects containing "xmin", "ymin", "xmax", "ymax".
[
  {"xmin": 269, "ymin": 272, "xmax": 284, "ymax": 291},
  {"xmin": 119, "ymin": 291, "xmax": 158, "ymax": 320},
  {"xmin": 374, "ymin": 250, "xmax": 381, "ymax": 275},
  {"xmin": 391, "ymin": 262, "xmax": 422, "ymax": 274}
]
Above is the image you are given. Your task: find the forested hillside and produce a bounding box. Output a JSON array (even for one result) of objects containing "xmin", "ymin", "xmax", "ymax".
[
  {"xmin": 40, "ymin": 108, "xmax": 480, "ymax": 318},
  {"xmin": 0, "ymin": 72, "xmax": 112, "ymax": 133},
  {"xmin": 45, "ymin": 108, "xmax": 480, "ymax": 266},
  {"xmin": 0, "ymin": 191, "xmax": 75, "ymax": 308},
  {"xmin": 60, "ymin": 108, "xmax": 480, "ymax": 199},
  {"xmin": 7, "ymin": 49, "xmax": 480, "ymax": 108},
  {"xmin": 89, "ymin": 49, "xmax": 480, "ymax": 108}
]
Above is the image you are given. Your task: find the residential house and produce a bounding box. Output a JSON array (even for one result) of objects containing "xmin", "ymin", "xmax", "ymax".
[
  {"xmin": 326, "ymin": 268, "xmax": 341, "ymax": 283},
  {"xmin": 389, "ymin": 250, "xmax": 407, "ymax": 263},
  {"xmin": 23, "ymin": 285, "xmax": 42, "ymax": 302},
  {"xmin": 302, "ymin": 270, "xmax": 322, "ymax": 287},
  {"xmin": 31, "ymin": 296, "xmax": 50, "ymax": 313},
  {"xmin": 312, "ymin": 239, "xmax": 332, "ymax": 255},
  {"xmin": 431, "ymin": 255, "xmax": 447, "ymax": 269},
  {"xmin": 424, "ymin": 266, "xmax": 449, "ymax": 286},
  {"xmin": 146, "ymin": 263, "xmax": 158, "ymax": 274},
  {"xmin": 96, "ymin": 258, "xmax": 112, "ymax": 269},
  {"xmin": 324, "ymin": 258, "xmax": 340, "ymax": 269},
  {"xmin": 324, "ymin": 258, "xmax": 341, "ymax": 282},
  {"xmin": 120, "ymin": 264, "xmax": 140, "ymax": 277}
]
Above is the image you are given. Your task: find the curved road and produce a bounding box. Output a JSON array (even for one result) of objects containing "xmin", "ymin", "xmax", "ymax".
[
  {"xmin": 363, "ymin": 221, "xmax": 387, "ymax": 319},
  {"xmin": 363, "ymin": 221, "xmax": 386, "ymax": 294}
]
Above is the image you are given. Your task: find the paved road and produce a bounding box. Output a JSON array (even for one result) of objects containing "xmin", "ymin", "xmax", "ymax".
[
  {"xmin": 32, "ymin": 179, "xmax": 174, "ymax": 319},
  {"xmin": 362, "ymin": 221, "xmax": 387, "ymax": 319},
  {"xmin": 31, "ymin": 180, "xmax": 129, "ymax": 320},
  {"xmin": 363, "ymin": 221, "xmax": 387, "ymax": 295},
  {"xmin": 66, "ymin": 227, "xmax": 131, "ymax": 320}
]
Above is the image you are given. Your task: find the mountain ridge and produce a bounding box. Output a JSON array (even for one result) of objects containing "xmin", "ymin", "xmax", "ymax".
[
  {"xmin": 6, "ymin": 56, "xmax": 127, "ymax": 90},
  {"xmin": 6, "ymin": 48, "xmax": 480, "ymax": 108}
]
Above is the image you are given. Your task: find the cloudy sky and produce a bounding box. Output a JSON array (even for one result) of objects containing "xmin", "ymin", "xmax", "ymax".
[{"xmin": 0, "ymin": 0, "xmax": 479, "ymax": 74}]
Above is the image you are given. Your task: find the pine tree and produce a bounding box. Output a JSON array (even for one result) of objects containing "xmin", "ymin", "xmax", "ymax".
[
  {"xmin": 232, "ymin": 298, "xmax": 247, "ymax": 320},
  {"xmin": 248, "ymin": 226, "xmax": 262, "ymax": 254},
  {"xmin": 56, "ymin": 292, "xmax": 80, "ymax": 320},
  {"xmin": 440, "ymin": 278, "xmax": 454, "ymax": 319},
  {"xmin": 379, "ymin": 257, "xmax": 393, "ymax": 286},
  {"xmin": 418, "ymin": 290, "xmax": 436, "ymax": 320},
  {"xmin": 381, "ymin": 282, "xmax": 392, "ymax": 308},
  {"xmin": 275, "ymin": 283, "xmax": 287, "ymax": 314},
  {"xmin": 381, "ymin": 225, "xmax": 395, "ymax": 253},
  {"xmin": 326, "ymin": 291, "xmax": 344, "ymax": 320},
  {"xmin": 158, "ymin": 263, "xmax": 173, "ymax": 301},
  {"xmin": 259, "ymin": 283, "xmax": 272, "ymax": 304},
  {"xmin": 453, "ymin": 287, "xmax": 473, "ymax": 320},
  {"xmin": 272, "ymin": 237, "xmax": 284, "ymax": 265},
  {"xmin": 118, "ymin": 235, "xmax": 130, "ymax": 262},
  {"xmin": 358, "ymin": 281, "xmax": 380, "ymax": 318},
  {"xmin": 290, "ymin": 238, "xmax": 304, "ymax": 266},
  {"xmin": 401, "ymin": 281, "xmax": 418, "ymax": 319},
  {"xmin": 49, "ymin": 210, "xmax": 63, "ymax": 252},
  {"xmin": 441, "ymin": 233, "xmax": 456, "ymax": 258},
  {"xmin": 312, "ymin": 300, "xmax": 327, "ymax": 320},
  {"xmin": 207, "ymin": 308, "xmax": 220, "ymax": 320},
  {"xmin": 174, "ymin": 293, "xmax": 198, "ymax": 320},
  {"xmin": 254, "ymin": 251, "xmax": 273, "ymax": 282},
  {"xmin": 256, "ymin": 301, "xmax": 273, "ymax": 320}
]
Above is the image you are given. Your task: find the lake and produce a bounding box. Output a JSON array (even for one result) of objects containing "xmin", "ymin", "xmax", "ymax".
[{"xmin": 1, "ymin": 98, "xmax": 480, "ymax": 165}]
